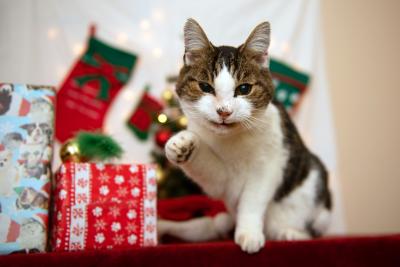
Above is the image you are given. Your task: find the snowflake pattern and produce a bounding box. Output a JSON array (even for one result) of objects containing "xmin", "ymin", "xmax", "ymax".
[
  {"xmin": 129, "ymin": 165, "xmax": 138, "ymax": 173},
  {"xmin": 131, "ymin": 187, "xmax": 140, "ymax": 197},
  {"xmin": 127, "ymin": 234, "xmax": 137, "ymax": 245},
  {"xmin": 117, "ymin": 187, "xmax": 128, "ymax": 198},
  {"xmin": 92, "ymin": 207, "xmax": 103, "ymax": 217},
  {"xmin": 95, "ymin": 233, "xmax": 105, "ymax": 244},
  {"xmin": 114, "ymin": 175, "xmax": 124, "ymax": 185},
  {"xmin": 96, "ymin": 163, "xmax": 105, "ymax": 171},
  {"xmin": 77, "ymin": 178, "xmax": 88, "ymax": 188},
  {"xmin": 126, "ymin": 199, "xmax": 138, "ymax": 208},
  {"xmin": 94, "ymin": 219, "xmax": 106, "ymax": 231},
  {"xmin": 126, "ymin": 222, "xmax": 137, "ymax": 233},
  {"xmin": 70, "ymin": 242, "xmax": 83, "ymax": 251},
  {"xmin": 111, "ymin": 222, "xmax": 121, "ymax": 232},
  {"xmin": 145, "ymin": 224, "xmax": 156, "ymax": 233},
  {"xmin": 146, "ymin": 192, "xmax": 157, "ymax": 202},
  {"xmin": 108, "ymin": 206, "xmax": 121, "ymax": 218},
  {"xmin": 57, "ymin": 211, "xmax": 62, "ymax": 221},
  {"xmin": 72, "ymin": 208, "xmax": 84, "ymax": 219},
  {"xmin": 76, "ymin": 193, "xmax": 88, "ymax": 203},
  {"xmin": 98, "ymin": 173, "xmax": 110, "ymax": 183},
  {"xmin": 144, "ymin": 207, "xmax": 155, "ymax": 217},
  {"xmin": 59, "ymin": 189, "xmax": 67, "ymax": 200},
  {"xmin": 128, "ymin": 175, "xmax": 140, "ymax": 186},
  {"xmin": 72, "ymin": 225, "xmax": 84, "ymax": 236},
  {"xmin": 127, "ymin": 209, "xmax": 137, "ymax": 220},
  {"xmin": 99, "ymin": 185, "xmax": 109, "ymax": 196},
  {"xmin": 113, "ymin": 234, "xmax": 124, "ymax": 246}
]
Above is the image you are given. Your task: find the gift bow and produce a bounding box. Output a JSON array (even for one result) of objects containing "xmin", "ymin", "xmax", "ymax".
[{"xmin": 74, "ymin": 54, "xmax": 130, "ymax": 101}]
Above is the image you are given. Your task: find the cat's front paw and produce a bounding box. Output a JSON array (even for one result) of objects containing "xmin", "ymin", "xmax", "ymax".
[
  {"xmin": 234, "ymin": 228, "xmax": 265, "ymax": 254},
  {"xmin": 165, "ymin": 130, "xmax": 198, "ymax": 165}
]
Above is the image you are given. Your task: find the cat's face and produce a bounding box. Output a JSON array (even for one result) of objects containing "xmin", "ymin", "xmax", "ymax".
[{"xmin": 176, "ymin": 19, "xmax": 274, "ymax": 135}]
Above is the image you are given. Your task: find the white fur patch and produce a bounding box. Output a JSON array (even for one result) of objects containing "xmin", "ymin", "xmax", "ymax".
[{"xmin": 214, "ymin": 65, "xmax": 235, "ymax": 100}]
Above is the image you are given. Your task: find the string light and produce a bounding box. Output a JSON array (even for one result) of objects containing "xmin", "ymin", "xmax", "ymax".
[
  {"xmin": 47, "ymin": 27, "xmax": 59, "ymax": 40},
  {"xmin": 72, "ymin": 43, "xmax": 84, "ymax": 56},
  {"xmin": 281, "ymin": 42, "xmax": 290, "ymax": 54},
  {"xmin": 123, "ymin": 90, "xmax": 135, "ymax": 101},
  {"xmin": 140, "ymin": 19, "xmax": 151, "ymax": 31},
  {"xmin": 178, "ymin": 116, "xmax": 188, "ymax": 128},
  {"xmin": 152, "ymin": 48, "xmax": 163, "ymax": 58},
  {"xmin": 152, "ymin": 8, "xmax": 165, "ymax": 22},
  {"xmin": 116, "ymin": 32, "xmax": 128, "ymax": 45},
  {"xmin": 162, "ymin": 89, "xmax": 173, "ymax": 101},
  {"xmin": 157, "ymin": 113, "xmax": 168, "ymax": 124}
]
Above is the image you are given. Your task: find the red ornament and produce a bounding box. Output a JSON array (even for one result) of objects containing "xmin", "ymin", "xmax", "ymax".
[{"xmin": 155, "ymin": 129, "xmax": 172, "ymax": 148}]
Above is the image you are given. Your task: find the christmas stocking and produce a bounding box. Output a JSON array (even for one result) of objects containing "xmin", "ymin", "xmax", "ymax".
[
  {"xmin": 126, "ymin": 86, "xmax": 163, "ymax": 140},
  {"xmin": 270, "ymin": 58, "xmax": 310, "ymax": 113},
  {"xmin": 55, "ymin": 26, "xmax": 137, "ymax": 142}
]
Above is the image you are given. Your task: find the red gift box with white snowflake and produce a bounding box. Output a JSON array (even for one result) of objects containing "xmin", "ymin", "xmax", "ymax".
[{"xmin": 51, "ymin": 162, "xmax": 157, "ymax": 251}]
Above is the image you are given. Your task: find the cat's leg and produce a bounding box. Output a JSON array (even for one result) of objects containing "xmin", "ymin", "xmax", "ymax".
[
  {"xmin": 165, "ymin": 130, "xmax": 228, "ymax": 196},
  {"xmin": 265, "ymin": 170, "xmax": 331, "ymax": 240},
  {"xmin": 234, "ymin": 164, "xmax": 283, "ymax": 253},
  {"xmin": 158, "ymin": 212, "xmax": 234, "ymax": 242}
]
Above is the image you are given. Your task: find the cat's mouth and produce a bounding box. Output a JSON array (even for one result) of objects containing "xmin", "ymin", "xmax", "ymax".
[{"xmin": 209, "ymin": 120, "xmax": 237, "ymax": 129}]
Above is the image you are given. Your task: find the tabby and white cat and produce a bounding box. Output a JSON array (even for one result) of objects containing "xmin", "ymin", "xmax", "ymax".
[{"xmin": 162, "ymin": 19, "xmax": 332, "ymax": 253}]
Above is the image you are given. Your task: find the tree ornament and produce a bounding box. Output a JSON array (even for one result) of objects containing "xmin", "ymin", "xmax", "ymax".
[
  {"xmin": 55, "ymin": 25, "xmax": 137, "ymax": 142},
  {"xmin": 155, "ymin": 128, "xmax": 172, "ymax": 148},
  {"xmin": 60, "ymin": 131, "xmax": 123, "ymax": 163},
  {"xmin": 60, "ymin": 139, "xmax": 84, "ymax": 163}
]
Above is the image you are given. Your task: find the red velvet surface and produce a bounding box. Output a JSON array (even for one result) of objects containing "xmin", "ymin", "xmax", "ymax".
[{"xmin": 1, "ymin": 234, "xmax": 400, "ymax": 267}]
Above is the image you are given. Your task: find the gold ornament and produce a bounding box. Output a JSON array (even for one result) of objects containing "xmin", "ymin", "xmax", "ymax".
[
  {"xmin": 162, "ymin": 89, "xmax": 173, "ymax": 101},
  {"xmin": 178, "ymin": 116, "xmax": 188, "ymax": 128},
  {"xmin": 60, "ymin": 139, "xmax": 83, "ymax": 163},
  {"xmin": 155, "ymin": 165, "xmax": 165, "ymax": 183}
]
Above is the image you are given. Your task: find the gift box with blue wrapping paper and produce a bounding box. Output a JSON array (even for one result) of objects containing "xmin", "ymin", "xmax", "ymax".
[{"xmin": 0, "ymin": 83, "xmax": 55, "ymax": 254}]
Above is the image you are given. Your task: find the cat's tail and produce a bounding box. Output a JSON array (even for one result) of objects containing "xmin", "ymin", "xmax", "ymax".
[{"xmin": 158, "ymin": 212, "xmax": 234, "ymax": 242}]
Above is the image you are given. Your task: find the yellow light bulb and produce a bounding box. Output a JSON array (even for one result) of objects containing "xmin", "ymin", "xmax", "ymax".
[
  {"xmin": 162, "ymin": 90, "xmax": 173, "ymax": 101},
  {"xmin": 178, "ymin": 116, "xmax": 188, "ymax": 128},
  {"xmin": 157, "ymin": 113, "xmax": 168, "ymax": 124}
]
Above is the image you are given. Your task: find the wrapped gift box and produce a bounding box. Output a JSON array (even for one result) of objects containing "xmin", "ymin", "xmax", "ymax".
[
  {"xmin": 0, "ymin": 83, "xmax": 55, "ymax": 254},
  {"xmin": 52, "ymin": 163, "xmax": 157, "ymax": 251}
]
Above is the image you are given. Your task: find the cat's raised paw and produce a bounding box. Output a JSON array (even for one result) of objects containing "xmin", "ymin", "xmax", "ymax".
[
  {"xmin": 234, "ymin": 228, "xmax": 265, "ymax": 254},
  {"xmin": 165, "ymin": 130, "xmax": 198, "ymax": 165}
]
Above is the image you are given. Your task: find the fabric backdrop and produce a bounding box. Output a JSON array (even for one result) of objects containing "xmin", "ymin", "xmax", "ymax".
[{"xmin": 0, "ymin": 0, "xmax": 345, "ymax": 233}]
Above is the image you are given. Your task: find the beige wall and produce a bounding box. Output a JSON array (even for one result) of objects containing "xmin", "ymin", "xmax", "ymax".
[{"xmin": 322, "ymin": 0, "xmax": 400, "ymax": 234}]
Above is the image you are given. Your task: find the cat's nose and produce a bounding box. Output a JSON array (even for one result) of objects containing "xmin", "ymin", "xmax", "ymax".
[{"xmin": 216, "ymin": 108, "xmax": 232, "ymax": 119}]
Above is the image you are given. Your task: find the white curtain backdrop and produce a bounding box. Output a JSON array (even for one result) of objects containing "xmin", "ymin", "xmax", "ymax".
[{"xmin": 0, "ymin": 0, "xmax": 345, "ymax": 233}]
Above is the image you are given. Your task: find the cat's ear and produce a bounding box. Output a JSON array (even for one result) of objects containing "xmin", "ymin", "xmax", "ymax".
[
  {"xmin": 183, "ymin": 18, "xmax": 213, "ymax": 65},
  {"xmin": 241, "ymin": 22, "xmax": 271, "ymax": 68}
]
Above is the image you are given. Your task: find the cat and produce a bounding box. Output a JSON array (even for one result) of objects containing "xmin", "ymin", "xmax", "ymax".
[{"xmin": 162, "ymin": 19, "xmax": 332, "ymax": 253}]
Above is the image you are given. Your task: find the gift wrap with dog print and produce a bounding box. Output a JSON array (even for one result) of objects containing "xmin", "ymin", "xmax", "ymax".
[{"xmin": 0, "ymin": 83, "xmax": 55, "ymax": 254}]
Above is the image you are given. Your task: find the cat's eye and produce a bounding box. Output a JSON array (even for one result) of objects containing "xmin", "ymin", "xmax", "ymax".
[
  {"xmin": 236, "ymin": 84, "xmax": 252, "ymax": 96},
  {"xmin": 198, "ymin": 82, "xmax": 215, "ymax": 94}
]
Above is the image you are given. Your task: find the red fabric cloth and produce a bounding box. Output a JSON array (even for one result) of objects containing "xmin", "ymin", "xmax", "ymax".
[
  {"xmin": 157, "ymin": 195, "xmax": 226, "ymax": 220},
  {"xmin": 1, "ymin": 235, "xmax": 400, "ymax": 267}
]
